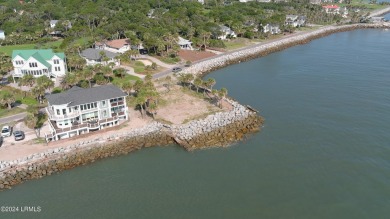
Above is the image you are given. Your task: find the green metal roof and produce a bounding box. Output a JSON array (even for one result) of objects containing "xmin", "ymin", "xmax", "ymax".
[
  {"xmin": 12, "ymin": 49, "xmax": 65, "ymax": 62},
  {"xmin": 31, "ymin": 53, "xmax": 51, "ymax": 68}
]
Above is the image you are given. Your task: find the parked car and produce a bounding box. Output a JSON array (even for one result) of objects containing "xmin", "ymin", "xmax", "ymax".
[
  {"xmin": 1, "ymin": 126, "xmax": 12, "ymax": 137},
  {"xmin": 13, "ymin": 131, "xmax": 25, "ymax": 141},
  {"xmin": 140, "ymin": 49, "xmax": 148, "ymax": 55},
  {"xmin": 172, "ymin": 67, "xmax": 182, "ymax": 73}
]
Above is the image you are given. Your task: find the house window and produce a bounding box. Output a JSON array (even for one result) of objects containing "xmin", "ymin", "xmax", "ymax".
[
  {"xmin": 102, "ymin": 101, "xmax": 106, "ymax": 107},
  {"xmin": 81, "ymin": 105, "xmax": 84, "ymax": 110},
  {"xmin": 55, "ymin": 66, "xmax": 61, "ymax": 71},
  {"xmin": 56, "ymin": 109, "xmax": 60, "ymax": 115},
  {"xmin": 62, "ymin": 109, "xmax": 66, "ymax": 115},
  {"xmin": 102, "ymin": 110, "xmax": 107, "ymax": 118},
  {"xmin": 54, "ymin": 59, "xmax": 59, "ymax": 64},
  {"xmin": 94, "ymin": 102, "xmax": 97, "ymax": 108},
  {"xmin": 29, "ymin": 62, "xmax": 37, "ymax": 68}
]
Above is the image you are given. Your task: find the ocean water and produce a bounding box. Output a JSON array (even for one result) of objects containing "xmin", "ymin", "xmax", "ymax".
[{"xmin": 1, "ymin": 28, "xmax": 390, "ymax": 219}]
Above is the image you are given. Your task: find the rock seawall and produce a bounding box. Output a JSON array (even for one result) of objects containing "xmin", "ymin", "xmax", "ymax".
[
  {"xmin": 187, "ymin": 23, "xmax": 390, "ymax": 76},
  {"xmin": 0, "ymin": 100, "xmax": 263, "ymax": 190},
  {"xmin": 171, "ymin": 99, "xmax": 263, "ymax": 150}
]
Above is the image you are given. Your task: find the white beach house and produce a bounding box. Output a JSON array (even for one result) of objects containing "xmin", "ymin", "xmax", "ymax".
[
  {"xmin": 45, "ymin": 85, "xmax": 128, "ymax": 141},
  {"xmin": 12, "ymin": 49, "xmax": 67, "ymax": 79}
]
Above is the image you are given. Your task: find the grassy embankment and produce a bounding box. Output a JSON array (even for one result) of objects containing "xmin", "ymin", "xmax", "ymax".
[{"xmin": 0, "ymin": 86, "xmax": 38, "ymax": 118}]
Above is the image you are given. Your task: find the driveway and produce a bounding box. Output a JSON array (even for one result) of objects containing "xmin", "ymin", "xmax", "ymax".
[
  {"xmin": 0, "ymin": 112, "xmax": 26, "ymax": 125},
  {"xmin": 115, "ymin": 65, "xmax": 145, "ymax": 79}
]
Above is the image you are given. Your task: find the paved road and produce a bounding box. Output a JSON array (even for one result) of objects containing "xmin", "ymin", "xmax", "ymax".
[
  {"xmin": 0, "ymin": 112, "xmax": 27, "ymax": 125},
  {"xmin": 152, "ymin": 27, "xmax": 325, "ymax": 79}
]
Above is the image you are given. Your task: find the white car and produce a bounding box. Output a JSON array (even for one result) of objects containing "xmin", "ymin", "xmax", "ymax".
[{"xmin": 1, "ymin": 126, "xmax": 12, "ymax": 137}]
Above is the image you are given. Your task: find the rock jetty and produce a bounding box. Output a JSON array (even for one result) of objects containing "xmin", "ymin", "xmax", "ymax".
[{"xmin": 0, "ymin": 99, "xmax": 263, "ymax": 190}]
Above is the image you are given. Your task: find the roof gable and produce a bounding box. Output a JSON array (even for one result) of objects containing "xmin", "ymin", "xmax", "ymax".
[
  {"xmin": 30, "ymin": 53, "xmax": 51, "ymax": 68},
  {"xmin": 46, "ymin": 84, "xmax": 127, "ymax": 106},
  {"xmin": 12, "ymin": 49, "xmax": 65, "ymax": 61}
]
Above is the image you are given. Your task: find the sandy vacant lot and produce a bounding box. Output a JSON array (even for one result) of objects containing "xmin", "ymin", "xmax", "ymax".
[
  {"xmin": 154, "ymin": 80, "xmax": 226, "ymax": 124},
  {"xmin": 137, "ymin": 59, "xmax": 153, "ymax": 66},
  {"xmin": 178, "ymin": 50, "xmax": 216, "ymax": 62}
]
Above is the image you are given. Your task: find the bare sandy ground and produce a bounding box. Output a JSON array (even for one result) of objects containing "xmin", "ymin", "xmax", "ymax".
[
  {"xmin": 138, "ymin": 59, "xmax": 153, "ymax": 66},
  {"xmin": 154, "ymin": 80, "xmax": 226, "ymax": 124}
]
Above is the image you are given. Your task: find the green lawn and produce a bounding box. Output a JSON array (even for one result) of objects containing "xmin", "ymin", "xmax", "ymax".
[
  {"xmin": 0, "ymin": 86, "xmax": 38, "ymax": 118},
  {"xmin": 224, "ymin": 38, "xmax": 252, "ymax": 50},
  {"xmin": 1, "ymin": 40, "xmax": 64, "ymax": 56},
  {"xmin": 111, "ymin": 74, "xmax": 140, "ymax": 88},
  {"xmin": 122, "ymin": 61, "xmax": 164, "ymax": 75},
  {"xmin": 154, "ymin": 56, "xmax": 181, "ymax": 64},
  {"xmin": 133, "ymin": 61, "xmax": 146, "ymax": 73}
]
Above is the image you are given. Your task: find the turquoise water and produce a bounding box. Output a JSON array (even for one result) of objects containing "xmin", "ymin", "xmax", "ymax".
[{"xmin": 1, "ymin": 29, "xmax": 390, "ymax": 219}]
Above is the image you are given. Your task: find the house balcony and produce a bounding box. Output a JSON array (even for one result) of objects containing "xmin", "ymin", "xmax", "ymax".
[
  {"xmin": 46, "ymin": 107, "xmax": 81, "ymax": 120},
  {"xmin": 48, "ymin": 120, "xmax": 88, "ymax": 134},
  {"xmin": 99, "ymin": 116, "xmax": 119, "ymax": 125},
  {"xmin": 110, "ymin": 101, "xmax": 124, "ymax": 107}
]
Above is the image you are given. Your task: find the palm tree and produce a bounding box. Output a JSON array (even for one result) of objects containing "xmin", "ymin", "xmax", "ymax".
[
  {"xmin": 200, "ymin": 31, "xmax": 212, "ymax": 50},
  {"xmin": 24, "ymin": 113, "xmax": 38, "ymax": 131},
  {"xmin": 36, "ymin": 75, "xmax": 54, "ymax": 93},
  {"xmin": 185, "ymin": 74, "xmax": 194, "ymax": 89},
  {"xmin": 115, "ymin": 68, "xmax": 127, "ymax": 79},
  {"xmin": 101, "ymin": 65, "xmax": 112, "ymax": 82},
  {"xmin": 32, "ymin": 85, "xmax": 45, "ymax": 103},
  {"xmin": 194, "ymin": 77, "xmax": 203, "ymax": 93},
  {"xmin": 61, "ymin": 73, "xmax": 77, "ymax": 89},
  {"xmin": 218, "ymin": 88, "xmax": 228, "ymax": 108},
  {"xmin": 135, "ymin": 93, "xmax": 147, "ymax": 118},
  {"xmin": 133, "ymin": 80, "xmax": 144, "ymax": 93},
  {"xmin": 122, "ymin": 81, "xmax": 133, "ymax": 95},
  {"xmin": 206, "ymin": 78, "xmax": 216, "ymax": 90},
  {"xmin": 0, "ymin": 92, "xmax": 15, "ymax": 109},
  {"xmin": 164, "ymin": 75, "xmax": 172, "ymax": 92},
  {"xmin": 82, "ymin": 66, "xmax": 95, "ymax": 88},
  {"xmin": 19, "ymin": 74, "xmax": 36, "ymax": 88}
]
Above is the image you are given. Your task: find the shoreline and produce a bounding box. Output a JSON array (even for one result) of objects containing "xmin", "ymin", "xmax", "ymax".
[
  {"xmin": 186, "ymin": 22, "xmax": 390, "ymax": 77},
  {"xmin": 0, "ymin": 99, "xmax": 263, "ymax": 190},
  {"xmin": 2, "ymin": 13, "xmax": 390, "ymax": 190}
]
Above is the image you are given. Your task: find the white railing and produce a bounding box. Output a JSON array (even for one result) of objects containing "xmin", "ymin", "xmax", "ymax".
[{"xmin": 46, "ymin": 107, "xmax": 81, "ymax": 120}]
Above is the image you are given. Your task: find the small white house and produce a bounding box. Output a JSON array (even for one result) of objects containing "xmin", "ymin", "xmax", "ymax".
[
  {"xmin": 178, "ymin": 37, "xmax": 193, "ymax": 50},
  {"xmin": 12, "ymin": 49, "xmax": 67, "ymax": 79},
  {"xmin": 48, "ymin": 20, "xmax": 72, "ymax": 35},
  {"xmin": 0, "ymin": 29, "xmax": 5, "ymax": 40},
  {"xmin": 285, "ymin": 15, "xmax": 306, "ymax": 27},
  {"xmin": 322, "ymin": 5, "xmax": 340, "ymax": 15},
  {"xmin": 262, "ymin": 24, "xmax": 281, "ymax": 35},
  {"xmin": 217, "ymin": 25, "xmax": 237, "ymax": 40},
  {"xmin": 95, "ymin": 38, "xmax": 131, "ymax": 54},
  {"xmin": 80, "ymin": 48, "xmax": 120, "ymax": 66}
]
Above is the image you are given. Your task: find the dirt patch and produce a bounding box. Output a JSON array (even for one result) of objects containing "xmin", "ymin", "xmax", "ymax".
[
  {"xmin": 154, "ymin": 80, "xmax": 227, "ymax": 124},
  {"xmin": 138, "ymin": 59, "xmax": 153, "ymax": 66},
  {"xmin": 178, "ymin": 50, "xmax": 217, "ymax": 62}
]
